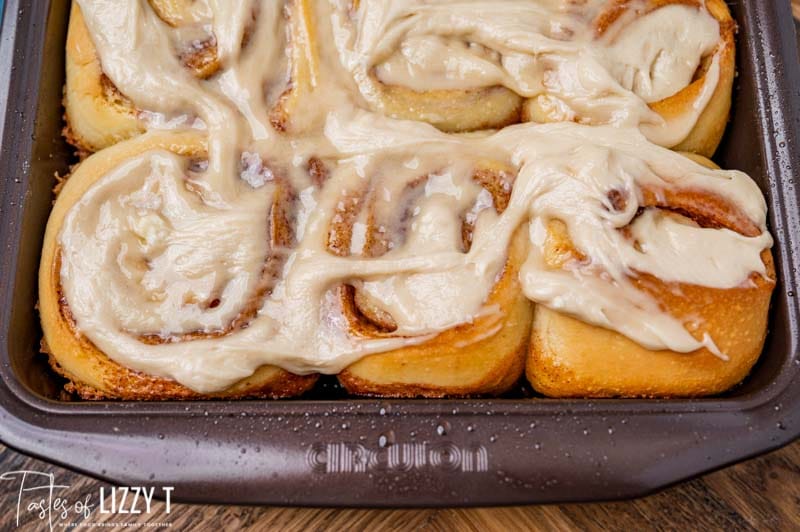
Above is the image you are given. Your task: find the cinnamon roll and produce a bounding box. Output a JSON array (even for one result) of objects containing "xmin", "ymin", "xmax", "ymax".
[
  {"xmin": 64, "ymin": 1, "xmax": 222, "ymax": 152},
  {"xmin": 64, "ymin": 3, "xmax": 143, "ymax": 153},
  {"xmin": 64, "ymin": 0, "xmax": 309, "ymax": 152},
  {"xmin": 590, "ymin": 0, "xmax": 736, "ymax": 156},
  {"xmin": 40, "ymin": 132, "xmax": 318, "ymax": 399},
  {"xmin": 525, "ymin": 153, "xmax": 774, "ymax": 397},
  {"xmin": 333, "ymin": 162, "xmax": 533, "ymax": 397},
  {"xmin": 336, "ymin": 0, "xmax": 735, "ymax": 156}
]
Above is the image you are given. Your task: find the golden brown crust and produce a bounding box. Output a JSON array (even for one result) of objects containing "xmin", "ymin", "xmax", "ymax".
[
  {"xmin": 42, "ymin": 339, "xmax": 316, "ymax": 401},
  {"xmin": 338, "ymin": 345, "xmax": 527, "ymax": 399},
  {"xmin": 528, "ymin": 255, "xmax": 774, "ymax": 398},
  {"xmin": 376, "ymin": 85, "xmax": 524, "ymax": 134},
  {"xmin": 39, "ymin": 132, "xmax": 318, "ymax": 400},
  {"xmin": 526, "ymin": 153, "xmax": 775, "ymax": 398},
  {"xmin": 338, "ymin": 227, "xmax": 533, "ymax": 398}
]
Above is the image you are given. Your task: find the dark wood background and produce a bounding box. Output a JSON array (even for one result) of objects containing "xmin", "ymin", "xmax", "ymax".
[{"xmin": 1, "ymin": 4, "xmax": 800, "ymax": 531}]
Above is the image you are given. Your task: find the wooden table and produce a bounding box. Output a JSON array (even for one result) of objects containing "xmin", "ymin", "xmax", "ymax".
[{"xmin": 2, "ymin": 4, "xmax": 800, "ymax": 531}]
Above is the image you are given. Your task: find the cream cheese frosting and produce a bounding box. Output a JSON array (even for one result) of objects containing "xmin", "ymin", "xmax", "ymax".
[
  {"xmin": 339, "ymin": 0, "xmax": 722, "ymax": 145},
  {"xmin": 57, "ymin": 0, "xmax": 772, "ymax": 393}
]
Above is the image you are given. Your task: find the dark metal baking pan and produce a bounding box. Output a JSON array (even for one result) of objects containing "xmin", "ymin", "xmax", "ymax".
[{"xmin": 0, "ymin": 0, "xmax": 798, "ymax": 506}]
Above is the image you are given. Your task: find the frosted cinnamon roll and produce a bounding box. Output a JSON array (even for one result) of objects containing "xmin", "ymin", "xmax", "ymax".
[
  {"xmin": 64, "ymin": 3, "xmax": 143, "ymax": 153},
  {"xmin": 523, "ymin": 149, "xmax": 774, "ymax": 397},
  {"xmin": 331, "ymin": 161, "xmax": 533, "ymax": 397},
  {"xmin": 64, "ymin": 1, "xmax": 222, "ymax": 152},
  {"xmin": 584, "ymin": 0, "xmax": 735, "ymax": 156},
  {"xmin": 335, "ymin": 0, "xmax": 734, "ymax": 156},
  {"xmin": 40, "ymin": 132, "xmax": 318, "ymax": 399},
  {"xmin": 64, "ymin": 0, "xmax": 311, "ymax": 152}
]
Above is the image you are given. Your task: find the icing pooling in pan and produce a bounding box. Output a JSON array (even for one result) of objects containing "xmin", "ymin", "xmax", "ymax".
[{"xmin": 58, "ymin": 0, "xmax": 772, "ymax": 393}]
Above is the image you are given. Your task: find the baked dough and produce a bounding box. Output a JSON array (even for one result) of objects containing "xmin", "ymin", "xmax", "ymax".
[
  {"xmin": 526, "ymin": 155, "xmax": 775, "ymax": 397},
  {"xmin": 338, "ymin": 227, "xmax": 532, "ymax": 398},
  {"xmin": 64, "ymin": 3, "xmax": 144, "ymax": 153},
  {"xmin": 39, "ymin": 131, "xmax": 318, "ymax": 399}
]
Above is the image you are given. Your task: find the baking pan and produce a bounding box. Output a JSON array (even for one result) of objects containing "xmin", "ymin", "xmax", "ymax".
[{"xmin": 0, "ymin": 0, "xmax": 799, "ymax": 507}]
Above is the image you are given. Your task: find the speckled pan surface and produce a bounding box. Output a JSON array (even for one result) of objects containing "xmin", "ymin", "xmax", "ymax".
[{"xmin": 0, "ymin": 0, "xmax": 798, "ymax": 507}]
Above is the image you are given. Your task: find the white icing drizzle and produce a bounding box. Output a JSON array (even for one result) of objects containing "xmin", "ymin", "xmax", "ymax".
[{"xmin": 57, "ymin": 0, "xmax": 772, "ymax": 393}]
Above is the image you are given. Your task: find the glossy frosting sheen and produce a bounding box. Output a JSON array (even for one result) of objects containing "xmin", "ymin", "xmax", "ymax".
[{"xmin": 60, "ymin": 0, "xmax": 772, "ymax": 392}]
